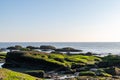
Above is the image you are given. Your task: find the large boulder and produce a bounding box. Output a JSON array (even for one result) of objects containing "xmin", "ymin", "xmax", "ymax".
[
  {"xmin": 40, "ymin": 45, "xmax": 56, "ymax": 50},
  {"xmin": 55, "ymin": 47, "xmax": 82, "ymax": 54},
  {"xmin": 3, "ymin": 51, "xmax": 68, "ymax": 71},
  {"xmin": 25, "ymin": 70, "xmax": 45, "ymax": 78},
  {"xmin": 26, "ymin": 46, "xmax": 39, "ymax": 50},
  {"xmin": 97, "ymin": 55, "xmax": 120, "ymax": 68}
]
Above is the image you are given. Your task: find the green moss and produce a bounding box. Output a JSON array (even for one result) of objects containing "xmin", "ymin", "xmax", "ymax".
[
  {"xmin": 4, "ymin": 51, "xmax": 102, "ymax": 71},
  {"xmin": 79, "ymin": 71, "xmax": 96, "ymax": 76},
  {"xmin": 49, "ymin": 54, "xmax": 65, "ymax": 59},
  {"xmin": 64, "ymin": 55, "xmax": 101, "ymax": 64},
  {"xmin": 0, "ymin": 68, "xmax": 42, "ymax": 80},
  {"xmin": 0, "ymin": 52, "xmax": 6, "ymax": 60},
  {"xmin": 100, "ymin": 72, "xmax": 112, "ymax": 77}
]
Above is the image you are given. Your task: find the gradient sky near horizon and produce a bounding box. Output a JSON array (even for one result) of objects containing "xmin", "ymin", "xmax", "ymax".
[{"xmin": 0, "ymin": 0, "xmax": 120, "ymax": 42}]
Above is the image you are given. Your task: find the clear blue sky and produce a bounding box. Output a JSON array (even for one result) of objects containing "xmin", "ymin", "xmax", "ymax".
[{"xmin": 0, "ymin": 0, "xmax": 120, "ymax": 42}]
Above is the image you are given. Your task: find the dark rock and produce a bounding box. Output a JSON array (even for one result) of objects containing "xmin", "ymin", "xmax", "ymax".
[
  {"xmin": 105, "ymin": 67, "xmax": 120, "ymax": 75},
  {"xmin": 40, "ymin": 45, "xmax": 56, "ymax": 50},
  {"xmin": 3, "ymin": 51, "xmax": 68, "ymax": 71},
  {"xmin": 25, "ymin": 70, "xmax": 45, "ymax": 78}
]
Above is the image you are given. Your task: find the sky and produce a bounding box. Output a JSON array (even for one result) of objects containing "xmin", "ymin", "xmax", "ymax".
[{"xmin": 0, "ymin": 0, "xmax": 120, "ymax": 42}]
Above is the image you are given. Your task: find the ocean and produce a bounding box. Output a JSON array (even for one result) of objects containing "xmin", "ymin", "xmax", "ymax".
[{"xmin": 0, "ymin": 42, "xmax": 120, "ymax": 55}]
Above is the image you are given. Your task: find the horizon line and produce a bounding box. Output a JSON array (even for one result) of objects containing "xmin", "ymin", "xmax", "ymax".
[{"xmin": 0, "ymin": 41, "xmax": 120, "ymax": 43}]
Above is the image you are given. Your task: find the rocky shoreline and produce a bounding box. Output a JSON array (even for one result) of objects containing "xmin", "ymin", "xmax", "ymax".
[{"xmin": 1, "ymin": 45, "xmax": 120, "ymax": 80}]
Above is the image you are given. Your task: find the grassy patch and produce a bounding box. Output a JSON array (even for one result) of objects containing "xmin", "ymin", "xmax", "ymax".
[{"xmin": 0, "ymin": 68, "xmax": 42, "ymax": 80}]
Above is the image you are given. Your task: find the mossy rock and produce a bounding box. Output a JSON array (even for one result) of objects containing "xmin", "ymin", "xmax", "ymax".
[
  {"xmin": 98, "ymin": 55, "xmax": 120, "ymax": 67},
  {"xmin": 105, "ymin": 67, "xmax": 120, "ymax": 75},
  {"xmin": 0, "ymin": 68, "xmax": 41, "ymax": 80},
  {"xmin": 79, "ymin": 71, "xmax": 96, "ymax": 76},
  {"xmin": 3, "ymin": 51, "xmax": 101, "ymax": 71},
  {"xmin": 99, "ymin": 72, "xmax": 112, "ymax": 77}
]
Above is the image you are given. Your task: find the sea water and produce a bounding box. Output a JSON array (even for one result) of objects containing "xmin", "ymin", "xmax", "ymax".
[
  {"xmin": 0, "ymin": 42, "xmax": 120, "ymax": 55},
  {"xmin": 0, "ymin": 63, "xmax": 4, "ymax": 68}
]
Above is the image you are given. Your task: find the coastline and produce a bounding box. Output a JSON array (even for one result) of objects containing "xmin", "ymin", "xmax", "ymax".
[{"xmin": 1, "ymin": 44, "xmax": 120, "ymax": 80}]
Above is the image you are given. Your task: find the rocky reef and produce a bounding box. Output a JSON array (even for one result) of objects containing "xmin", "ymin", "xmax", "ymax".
[{"xmin": 3, "ymin": 50, "xmax": 120, "ymax": 79}]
